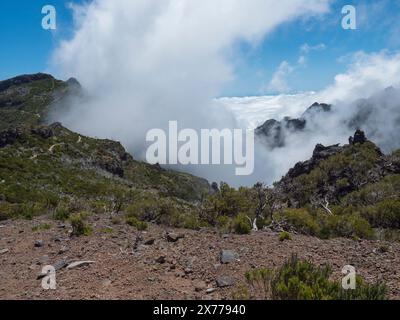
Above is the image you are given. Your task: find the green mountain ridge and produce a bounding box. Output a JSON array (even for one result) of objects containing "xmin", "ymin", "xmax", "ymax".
[
  {"xmin": 0, "ymin": 74, "xmax": 210, "ymax": 227},
  {"xmin": 1, "ymin": 73, "xmax": 400, "ymax": 240}
]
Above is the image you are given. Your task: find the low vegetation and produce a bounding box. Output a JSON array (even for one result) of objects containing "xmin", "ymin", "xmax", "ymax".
[
  {"xmin": 236, "ymin": 254, "xmax": 388, "ymax": 300},
  {"xmin": 70, "ymin": 212, "xmax": 92, "ymax": 236},
  {"xmin": 1, "ymin": 74, "xmax": 400, "ymax": 242},
  {"xmin": 279, "ymin": 231, "xmax": 292, "ymax": 242}
]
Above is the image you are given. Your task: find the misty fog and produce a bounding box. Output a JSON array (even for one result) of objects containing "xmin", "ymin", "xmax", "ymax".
[{"xmin": 49, "ymin": 0, "xmax": 400, "ymax": 186}]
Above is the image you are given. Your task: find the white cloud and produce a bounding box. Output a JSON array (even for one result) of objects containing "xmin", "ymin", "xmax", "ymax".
[
  {"xmin": 300, "ymin": 43, "xmax": 326, "ymax": 54},
  {"xmin": 298, "ymin": 43, "xmax": 326, "ymax": 65},
  {"xmin": 318, "ymin": 51, "xmax": 400, "ymax": 103},
  {"xmin": 50, "ymin": 0, "xmax": 331, "ymax": 186},
  {"xmin": 266, "ymin": 61, "xmax": 294, "ymax": 94},
  {"xmin": 265, "ymin": 42, "xmax": 326, "ymax": 94},
  {"xmin": 221, "ymin": 50, "xmax": 400, "ymax": 183},
  {"xmin": 219, "ymin": 92, "xmax": 317, "ymax": 129},
  {"xmin": 227, "ymin": 51, "xmax": 400, "ymax": 129}
]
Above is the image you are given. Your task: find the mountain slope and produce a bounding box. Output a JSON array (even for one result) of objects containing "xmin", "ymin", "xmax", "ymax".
[
  {"xmin": 271, "ymin": 130, "xmax": 400, "ymax": 238},
  {"xmin": 0, "ymin": 74, "xmax": 210, "ymax": 224}
]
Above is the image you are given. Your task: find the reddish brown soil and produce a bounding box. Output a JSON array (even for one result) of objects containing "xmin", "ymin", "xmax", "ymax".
[{"xmin": 0, "ymin": 215, "xmax": 399, "ymax": 300}]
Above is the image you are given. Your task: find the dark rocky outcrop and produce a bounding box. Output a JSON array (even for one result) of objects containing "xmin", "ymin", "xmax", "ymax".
[
  {"xmin": 349, "ymin": 129, "xmax": 367, "ymax": 145},
  {"xmin": 274, "ymin": 131, "xmax": 397, "ymax": 208},
  {"xmin": 303, "ymin": 102, "xmax": 331, "ymax": 116},
  {"xmin": 255, "ymin": 102, "xmax": 331, "ymax": 149},
  {"xmin": 0, "ymin": 127, "xmax": 23, "ymax": 148},
  {"xmin": 286, "ymin": 143, "xmax": 342, "ymax": 180},
  {"xmin": 255, "ymin": 117, "xmax": 306, "ymax": 149},
  {"xmin": 255, "ymin": 119, "xmax": 284, "ymax": 148},
  {"xmin": 31, "ymin": 126, "xmax": 54, "ymax": 139}
]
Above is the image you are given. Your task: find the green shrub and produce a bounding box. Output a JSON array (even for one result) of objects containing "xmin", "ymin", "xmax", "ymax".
[
  {"xmin": 53, "ymin": 206, "xmax": 70, "ymax": 221},
  {"xmin": 335, "ymin": 276, "xmax": 388, "ymax": 300},
  {"xmin": 245, "ymin": 268, "xmax": 273, "ymax": 299},
  {"xmin": 233, "ymin": 214, "xmax": 251, "ymax": 234},
  {"xmin": 270, "ymin": 255, "xmax": 387, "ymax": 300},
  {"xmin": 126, "ymin": 216, "xmax": 148, "ymax": 231},
  {"xmin": 279, "ymin": 231, "xmax": 292, "ymax": 242},
  {"xmin": 125, "ymin": 196, "xmax": 160, "ymax": 220},
  {"xmin": 271, "ymin": 255, "xmax": 336, "ymax": 300},
  {"xmin": 201, "ymin": 182, "xmax": 264, "ymax": 225},
  {"xmin": 70, "ymin": 213, "xmax": 92, "ymax": 236},
  {"xmin": 110, "ymin": 216, "xmax": 122, "ymax": 225},
  {"xmin": 256, "ymin": 216, "xmax": 271, "ymax": 230},
  {"xmin": 231, "ymin": 284, "xmax": 250, "ymax": 300},
  {"xmin": 101, "ymin": 226, "xmax": 114, "ymax": 234},
  {"xmin": 277, "ymin": 208, "xmax": 373, "ymax": 240},
  {"xmin": 320, "ymin": 214, "xmax": 374, "ymax": 239},
  {"xmin": 362, "ymin": 199, "xmax": 400, "ymax": 229},
  {"xmin": 279, "ymin": 209, "xmax": 320, "ymax": 236},
  {"xmin": 18, "ymin": 202, "xmax": 46, "ymax": 220},
  {"xmin": 32, "ymin": 223, "xmax": 51, "ymax": 232},
  {"xmin": 215, "ymin": 215, "xmax": 231, "ymax": 232},
  {"xmin": 182, "ymin": 214, "xmax": 205, "ymax": 230},
  {"xmin": 0, "ymin": 202, "xmax": 16, "ymax": 220}
]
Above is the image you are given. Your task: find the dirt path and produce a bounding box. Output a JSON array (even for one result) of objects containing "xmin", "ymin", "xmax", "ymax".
[{"xmin": 0, "ymin": 216, "xmax": 399, "ymax": 300}]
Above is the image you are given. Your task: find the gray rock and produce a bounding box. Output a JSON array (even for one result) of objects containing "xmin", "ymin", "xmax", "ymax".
[
  {"xmin": 184, "ymin": 268, "xmax": 193, "ymax": 275},
  {"xmin": 0, "ymin": 248, "xmax": 9, "ymax": 254},
  {"xmin": 220, "ymin": 250, "xmax": 237, "ymax": 264},
  {"xmin": 34, "ymin": 240, "xmax": 44, "ymax": 248},
  {"xmin": 206, "ymin": 288, "xmax": 217, "ymax": 294},
  {"xmin": 53, "ymin": 259, "xmax": 68, "ymax": 271},
  {"xmin": 144, "ymin": 238, "xmax": 155, "ymax": 245},
  {"xmin": 156, "ymin": 256, "xmax": 166, "ymax": 264},
  {"xmin": 58, "ymin": 246, "xmax": 69, "ymax": 254},
  {"xmin": 216, "ymin": 276, "xmax": 235, "ymax": 288},
  {"xmin": 166, "ymin": 232, "xmax": 185, "ymax": 243}
]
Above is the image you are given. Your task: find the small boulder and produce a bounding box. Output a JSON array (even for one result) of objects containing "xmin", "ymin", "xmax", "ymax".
[
  {"xmin": 220, "ymin": 250, "xmax": 237, "ymax": 264},
  {"xmin": 144, "ymin": 238, "xmax": 155, "ymax": 245},
  {"xmin": 155, "ymin": 256, "xmax": 166, "ymax": 264},
  {"xmin": 216, "ymin": 276, "xmax": 235, "ymax": 288},
  {"xmin": 166, "ymin": 232, "xmax": 185, "ymax": 243},
  {"xmin": 58, "ymin": 246, "xmax": 69, "ymax": 254},
  {"xmin": 34, "ymin": 240, "xmax": 44, "ymax": 248},
  {"xmin": 184, "ymin": 268, "xmax": 193, "ymax": 275}
]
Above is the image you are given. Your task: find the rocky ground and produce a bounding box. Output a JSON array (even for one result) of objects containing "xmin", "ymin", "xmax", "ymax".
[{"xmin": 0, "ymin": 215, "xmax": 399, "ymax": 300}]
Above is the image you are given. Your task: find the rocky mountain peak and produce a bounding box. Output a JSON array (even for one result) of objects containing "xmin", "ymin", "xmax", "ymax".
[
  {"xmin": 302, "ymin": 102, "xmax": 332, "ymax": 117},
  {"xmin": 349, "ymin": 129, "xmax": 367, "ymax": 145},
  {"xmin": 255, "ymin": 102, "xmax": 331, "ymax": 150}
]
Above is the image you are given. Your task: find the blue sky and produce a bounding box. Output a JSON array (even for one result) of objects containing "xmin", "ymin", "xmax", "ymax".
[{"xmin": 0, "ymin": 0, "xmax": 399, "ymax": 96}]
